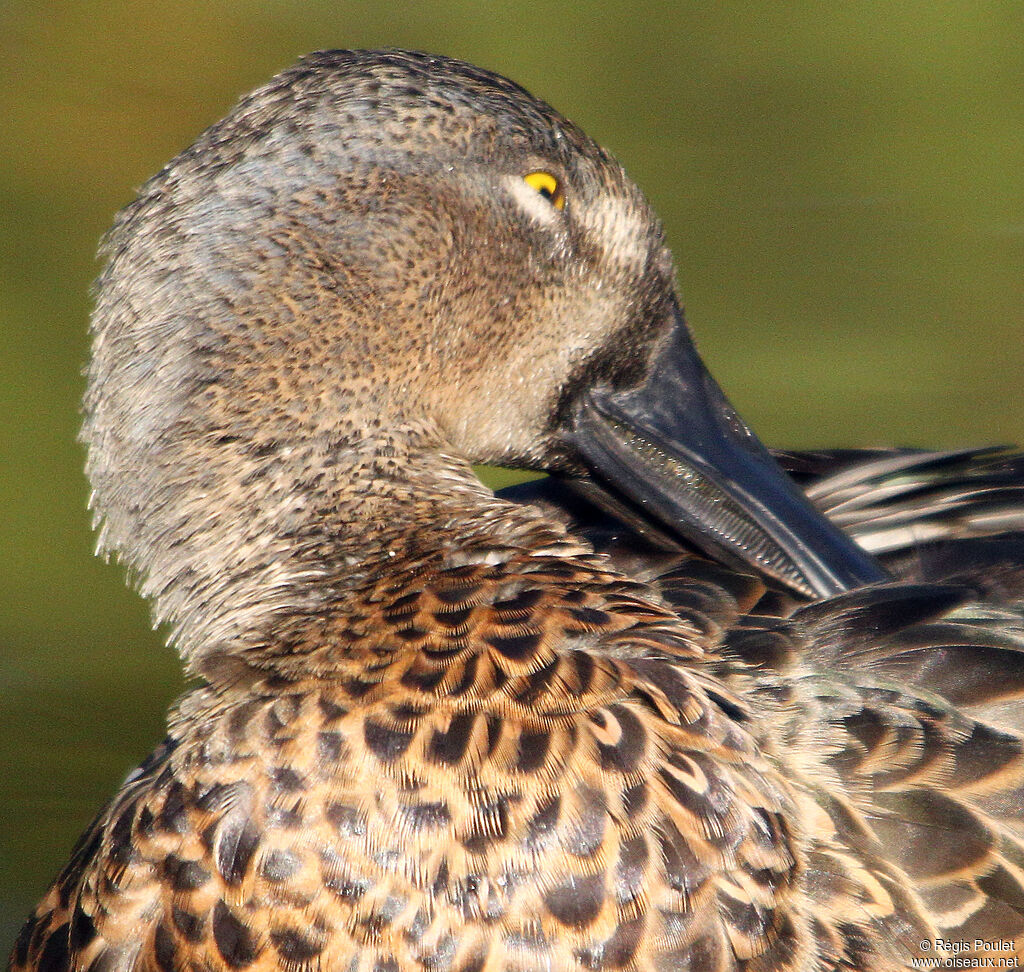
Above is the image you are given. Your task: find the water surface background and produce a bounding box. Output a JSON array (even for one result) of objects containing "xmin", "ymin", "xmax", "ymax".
[{"xmin": 2, "ymin": 0, "xmax": 1022, "ymax": 940}]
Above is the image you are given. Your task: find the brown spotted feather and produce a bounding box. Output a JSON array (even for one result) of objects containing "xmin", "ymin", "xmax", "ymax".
[
  {"xmin": 14, "ymin": 536, "xmax": 808, "ymax": 972},
  {"xmin": 17, "ymin": 498, "xmax": 1024, "ymax": 970}
]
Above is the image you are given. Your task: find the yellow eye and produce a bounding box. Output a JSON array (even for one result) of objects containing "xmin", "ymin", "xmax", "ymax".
[{"xmin": 523, "ymin": 171, "xmax": 566, "ymax": 210}]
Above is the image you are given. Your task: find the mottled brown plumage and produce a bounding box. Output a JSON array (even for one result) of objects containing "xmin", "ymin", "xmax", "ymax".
[{"xmin": 10, "ymin": 50, "xmax": 1024, "ymax": 971}]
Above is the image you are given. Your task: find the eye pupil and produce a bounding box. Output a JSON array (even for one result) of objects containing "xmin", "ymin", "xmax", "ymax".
[{"xmin": 523, "ymin": 171, "xmax": 566, "ymax": 210}]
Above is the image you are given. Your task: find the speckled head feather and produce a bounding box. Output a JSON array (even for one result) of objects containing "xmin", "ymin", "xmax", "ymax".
[{"xmin": 83, "ymin": 49, "xmax": 673, "ymax": 665}]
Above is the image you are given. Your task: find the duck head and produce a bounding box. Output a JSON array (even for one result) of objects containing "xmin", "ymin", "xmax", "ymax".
[{"xmin": 83, "ymin": 50, "xmax": 884, "ymax": 663}]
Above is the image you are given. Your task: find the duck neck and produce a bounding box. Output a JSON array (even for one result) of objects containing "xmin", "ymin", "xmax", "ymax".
[{"xmin": 139, "ymin": 425, "xmax": 568, "ymax": 670}]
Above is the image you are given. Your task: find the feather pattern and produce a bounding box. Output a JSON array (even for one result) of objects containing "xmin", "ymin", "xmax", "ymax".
[{"xmin": 12, "ymin": 449, "xmax": 1024, "ymax": 971}]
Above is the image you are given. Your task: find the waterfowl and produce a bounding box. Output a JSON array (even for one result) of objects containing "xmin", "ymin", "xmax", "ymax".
[{"xmin": 10, "ymin": 49, "xmax": 1024, "ymax": 972}]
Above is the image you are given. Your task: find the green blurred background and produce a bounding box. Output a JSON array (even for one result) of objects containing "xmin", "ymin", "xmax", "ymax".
[{"xmin": 2, "ymin": 0, "xmax": 1022, "ymax": 940}]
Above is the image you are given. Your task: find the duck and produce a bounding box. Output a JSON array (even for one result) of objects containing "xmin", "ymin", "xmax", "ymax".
[{"xmin": 10, "ymin": 49, "xmax": 1024, "ymax": 972}]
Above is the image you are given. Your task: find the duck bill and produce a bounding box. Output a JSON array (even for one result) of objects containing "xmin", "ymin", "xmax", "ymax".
[{"xmin": 570, "ymin": 300, "xmax": 888, "ymax": 598}]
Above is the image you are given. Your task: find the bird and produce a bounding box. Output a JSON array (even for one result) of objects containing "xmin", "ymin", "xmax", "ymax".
[{"xmin": 9, "ymin": 48, "xmax": 1024, "ymax": 972}]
